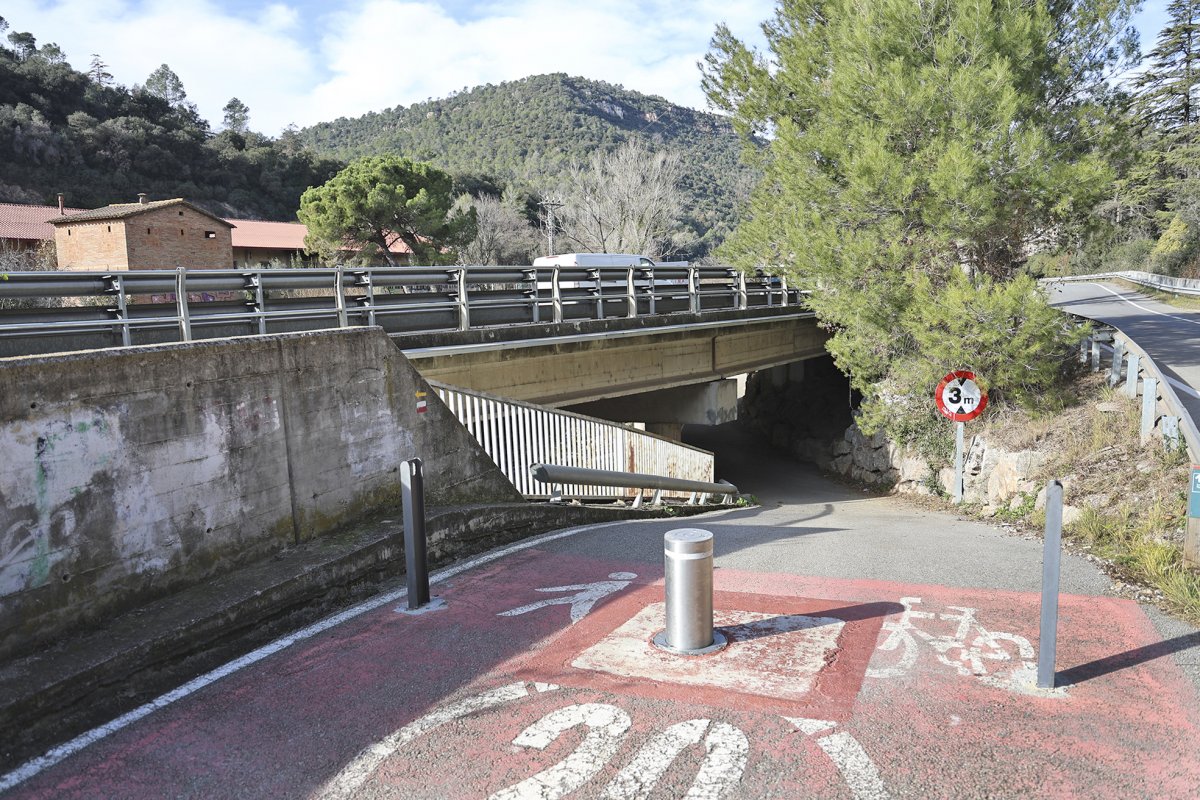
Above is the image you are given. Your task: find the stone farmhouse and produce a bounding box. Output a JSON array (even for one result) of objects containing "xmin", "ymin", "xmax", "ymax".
[
  {"xmin": 0, "ymin": 197, "xmax": 411, "ymax": 270},
  {"xmin": 51, "ymin": 196, "xmax": 235, "ymax": 271}
]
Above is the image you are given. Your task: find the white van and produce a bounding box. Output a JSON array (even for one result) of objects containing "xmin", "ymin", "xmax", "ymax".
[{"xmin": 533, "ymin": 253, "xmax": 656, "ymax": 268}]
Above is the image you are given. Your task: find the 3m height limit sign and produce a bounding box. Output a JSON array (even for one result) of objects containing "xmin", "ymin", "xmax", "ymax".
[{"xmin": 935, "ymin": 370, "xmax": 988, "ymax": 504}]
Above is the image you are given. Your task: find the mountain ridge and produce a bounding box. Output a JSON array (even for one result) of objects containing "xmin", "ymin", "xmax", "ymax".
[{"xmin": 297, "ymin": 73, "xmax": 756, "ymax": 255}]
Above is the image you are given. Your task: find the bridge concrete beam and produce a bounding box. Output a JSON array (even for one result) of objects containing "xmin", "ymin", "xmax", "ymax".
[
  {"xmin": 402, "ymin": 311, "xmax": 827, "ymax": 407},
  {"xmin": 566, "ymin": 379, "xmax": 739, "ymax": 426}
]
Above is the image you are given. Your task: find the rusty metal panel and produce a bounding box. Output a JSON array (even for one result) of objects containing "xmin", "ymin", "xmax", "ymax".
[{"xmin": 432, "ymin": 381, "xmax": 714, "ymax": 500}]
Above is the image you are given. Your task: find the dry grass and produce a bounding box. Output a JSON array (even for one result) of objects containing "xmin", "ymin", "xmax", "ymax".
[{"xmin": 972, "ymin": 372, "xmax": 1200, "ymax": 621}]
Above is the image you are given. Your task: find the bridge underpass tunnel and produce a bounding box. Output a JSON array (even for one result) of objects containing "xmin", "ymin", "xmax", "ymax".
[
  {"xmin": 564, "ymin": 355, "xmax": 859, "ymax": 475},
  {"xmin": 564, "ymin": 379, "xmax": 741, "ymax": 442},
  {"xmin": 681, "ymin": 356, "xmax": 861, "ymax": 483}
]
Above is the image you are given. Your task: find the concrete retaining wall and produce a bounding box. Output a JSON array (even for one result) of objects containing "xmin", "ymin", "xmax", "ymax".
[{"xmin": 0, "ymin": 327, "xmax": 520, "ymax": 660}]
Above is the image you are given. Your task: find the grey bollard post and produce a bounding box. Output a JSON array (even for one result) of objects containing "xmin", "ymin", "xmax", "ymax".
[
  {"xmin": 1109, "ymin": 340, "xmax": 1125, "ymax": 386},
  {"xmin": 401, "ymin": 458, "xmax": 431, "ymax": 610},
  {"xmin": 654, "ymin": 528, "xmax": 727, "ymax": 655},
  {"xmin": 1125, "ymin": 353, "xmax": 1140, "ymax": 399},
  {"xmin": 1090, "ymin": 340, "xmax": 1101, "ymax": 372},
  {"xmin": 1079, "ymin": 337, "xmax": 1089, "ymax": 364},
  {"xmin": 1037, "ymin": 480, "xmax": 1064, "ymax": 689},
  {"xmin": 1141, "ymin": 376, "xmax": 1158, "ymax": 443}
]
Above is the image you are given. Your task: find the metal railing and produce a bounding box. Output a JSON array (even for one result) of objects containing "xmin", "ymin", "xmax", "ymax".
[
  {"xmin": 1077, "ymin": 326, "xmax": 1200, "ymax": 462},
  {"xmin": 1045, "ymin": 270, "xmax": 1200, "ymax": 297},
  {"xmin": 529, "ymin": 464, "xmax": 737, "ymax": 506},
  {"xmin": 431, "ymin": 381, "xmax": 716, "ymax": 500},
  {"xmin": 0, "ymin": 264, "xmax": 804, "ymax": 353}
]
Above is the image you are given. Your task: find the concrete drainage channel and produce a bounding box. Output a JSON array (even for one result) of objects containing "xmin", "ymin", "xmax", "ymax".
[{"xmin": 0, "ymin": 500, "xmax": 723, "ymax": 774}]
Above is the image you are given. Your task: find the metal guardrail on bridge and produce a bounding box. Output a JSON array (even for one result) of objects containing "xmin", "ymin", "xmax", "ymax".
[
  {"xmin": 0, "ymin": 264, "xmax": 803, "ymax": 354},
  {"xmin": 431, "ymin": 381, "xmax": 717, "ymax": 501}
]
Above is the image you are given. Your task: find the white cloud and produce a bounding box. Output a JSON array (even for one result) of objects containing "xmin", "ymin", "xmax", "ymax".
[{"xmin": 3, "ymin": 0, "xmax": 775, "ymax": 135}]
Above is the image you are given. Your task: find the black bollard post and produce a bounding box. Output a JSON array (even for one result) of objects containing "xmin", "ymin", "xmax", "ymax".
[{"xmin": 401, "ymin": 458, "xmax": 430, "ymax": 610}]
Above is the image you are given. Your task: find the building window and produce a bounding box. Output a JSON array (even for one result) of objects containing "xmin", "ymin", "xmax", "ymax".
[
  {"xmin": 179, "ymin": 211, "xmax": 184, "ymax": 216},
  {"xmin": 180, "ymin": 229, "xmax": 185, "ymax": 236},
  {"xmin": 205, "ymin": 231, "xmax": 216, "ymax": 239},
  {"xmin": 107, "ymin": 225, "xmax": 111, "ymax": 233},
  {"xmin": 147, "ymin": 227, "xmax": 151, "ymax": 234}
]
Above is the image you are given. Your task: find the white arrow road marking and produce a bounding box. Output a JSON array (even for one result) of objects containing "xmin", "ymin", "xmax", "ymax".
[{"xmin": 498, "ymin": 572, "xmax": 638, "ymax": 624}]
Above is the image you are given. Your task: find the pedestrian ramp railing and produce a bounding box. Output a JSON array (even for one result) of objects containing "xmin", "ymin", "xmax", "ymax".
[{"xmin": 430, "ymin": 381, "xmax": 718, "ymax": 501}]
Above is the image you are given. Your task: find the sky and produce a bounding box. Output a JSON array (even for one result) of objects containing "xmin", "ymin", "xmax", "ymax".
[{"xmin": 0, "ymin": 1, "xmax": 1178, "ymax": 136}]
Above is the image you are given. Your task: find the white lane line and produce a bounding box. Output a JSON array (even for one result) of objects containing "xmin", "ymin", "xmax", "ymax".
[
  {"xmin": 1075, "ymin": 289, "xmax": 1200, "ymax": 398},
  {"xmin": 0, "ymin": 513, "xmax": 715, "ymax": 792},
  {"xmin": 1082, "ymin": 282, "xmax": 1200, "ymax": 327}
]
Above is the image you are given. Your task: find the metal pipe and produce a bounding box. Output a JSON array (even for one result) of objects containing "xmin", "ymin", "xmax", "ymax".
[
  {"xmin": 401, "ymin": 458, "xmax": 431, "ymax": 610},
  {"xmin": 530, "ymin": 463, "xmax": 735, "ymax": 496},
  {"xmin": 1038, "ymin": 480, "xmax": 1064, "ymax": 689}
]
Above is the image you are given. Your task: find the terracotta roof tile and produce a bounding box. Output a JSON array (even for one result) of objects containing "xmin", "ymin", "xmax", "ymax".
[
  {"xmin": 0, "ymin": 202, "xmax": 86, "ymax": 242},
  {"xmin": 1, "ymin": 203, "xmax": 411, "ymax": 255},
  {"xmin": 50, "ymin": 198, "xmax": 234, "ymax": 227}
]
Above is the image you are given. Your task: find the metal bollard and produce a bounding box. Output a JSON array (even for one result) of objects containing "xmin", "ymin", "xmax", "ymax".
[
  {"xmin": 1037, "ymin": 480, "xmax": 1064, "ymax": 689},
  {"xmin": 1090, "ymin": 340, "xmax": 1101, "ymax": 372},
  {"xmin": 1141, "ymin": 376, "xmax": 1158, "ymax": 443},
  {"xmin": 1109, "ymin": 340, "xmax": 1125, "ymax": 386},
  {"xmin": 653, "ymin": 528, "xmax": 727, "ymax": 655},
  {"xmin": 1125, "ymin": 353, "xmax": 1140, "ymax": 399},
  {"xmin": 401, "ymin": 458, "xmax": 431, "ymax": 610}
]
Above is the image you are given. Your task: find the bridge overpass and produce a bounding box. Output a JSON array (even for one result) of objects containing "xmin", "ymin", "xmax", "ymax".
[
  {"xmin": 0, "ymin": 264, "xmax": 827, "ymax": 430},
  {"xmin": 0, "ymin": 264, "xmax": 834, "ymax": 669}
]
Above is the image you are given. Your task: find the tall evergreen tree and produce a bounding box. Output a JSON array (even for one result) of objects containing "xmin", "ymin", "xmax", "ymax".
[
  {"xmin": 298, "ymin": 156, "xmax": 475, "ymax": 266},
  {"xmin": 88, "ymin": 54, "xmax": 113, "ymax": 86},
  {"xmin": 703, "ymin": 0, "xmax": 1135, "ymax": 433},
  {"xmin": 1137, "ymin": 1, "xmax": 1200, "ymax": 134},
  {"xmin": 222, "ymin": 97, "xmax": 250, "ymax": 133},
  {"xmin": 143, "ymin": 63, "xmax": 188, "ymax": 107}
]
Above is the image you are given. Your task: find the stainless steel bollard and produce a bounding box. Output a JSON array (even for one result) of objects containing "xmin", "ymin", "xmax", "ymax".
[{"xmin": 653, "ymin": 528, "xmax": 727, "ymax": 655}]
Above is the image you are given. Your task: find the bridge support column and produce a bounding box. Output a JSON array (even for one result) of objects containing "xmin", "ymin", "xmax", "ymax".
[
  {"xmin": 646, "ymin": 423, "xmax": 685, "ymax": 441},
  {"xmin": 566, "ymin": 379, "xmax": 740, "ymax": 429}
]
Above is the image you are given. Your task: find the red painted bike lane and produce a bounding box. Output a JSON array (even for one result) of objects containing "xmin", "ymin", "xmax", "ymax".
[{"xmin": 6, "ymin": 545, "xmax": 1200, "ymax": 799}]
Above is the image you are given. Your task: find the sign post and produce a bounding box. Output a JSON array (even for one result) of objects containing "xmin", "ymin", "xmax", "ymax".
[
  {"xmin": 935, "ymin": 370, "xmax": 988, "ymax": 504},
  {"xmin": 1186, "ymin": 467, "xmax": 1200, "ymax": 567}
]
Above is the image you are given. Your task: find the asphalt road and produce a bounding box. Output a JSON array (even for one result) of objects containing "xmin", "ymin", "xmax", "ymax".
[
  {"xmin": 1047, "ymin": 279, "xmax": 1200, "ymax": 423},
  {"xmin": 4, "ymin": 423, "xmax": 1199, "ymax": 798}
]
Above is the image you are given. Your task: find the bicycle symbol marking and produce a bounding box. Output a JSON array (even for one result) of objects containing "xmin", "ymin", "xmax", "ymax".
[{"xmin": 866, "ymin": 597, "xmax": 1046, "ymax": 694}]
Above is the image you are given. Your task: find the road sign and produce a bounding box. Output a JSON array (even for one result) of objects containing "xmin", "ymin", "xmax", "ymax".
[{"xmin": 935, "ymin": 370, "xmax": 988, "ymax": 423}]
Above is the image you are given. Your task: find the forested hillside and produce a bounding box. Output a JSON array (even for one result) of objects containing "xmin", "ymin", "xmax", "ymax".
[
  {"xmin": 0, "ymin": 17, "xmax": 341, "ymax": 219},
  {"xmin": 297, "ymin": 74, "xmax": 756, "ymax": 253}
]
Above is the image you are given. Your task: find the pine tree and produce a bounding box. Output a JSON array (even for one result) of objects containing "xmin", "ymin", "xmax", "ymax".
[
  {"xmin": 88, "ymin": 54, "xmax": 113, "ymax": 86},
  {"xmin": 143, "ymin": 63, "xmax": 188, "ymax": 107},
  {"xmin": 702, "ymin": 0, "xmax": 1135, "ymax": 433},
  {"xmin": 1136, "ymin": 1, "xmax": 1200, "ymax": 134},
  {"xmin": 222, "ymin": 98, "xmax": 250, "ymax": 133}
]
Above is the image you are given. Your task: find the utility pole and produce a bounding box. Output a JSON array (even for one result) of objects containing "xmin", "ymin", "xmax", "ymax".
[{"xmin": 539, "ymin": 199, "xmax": 564, "ymax": 257}]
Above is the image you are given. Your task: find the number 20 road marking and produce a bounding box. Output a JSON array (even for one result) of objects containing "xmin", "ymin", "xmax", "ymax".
[{"xmin": 316, "ymin": 682, "xmax": 889, "ymax": 800}]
